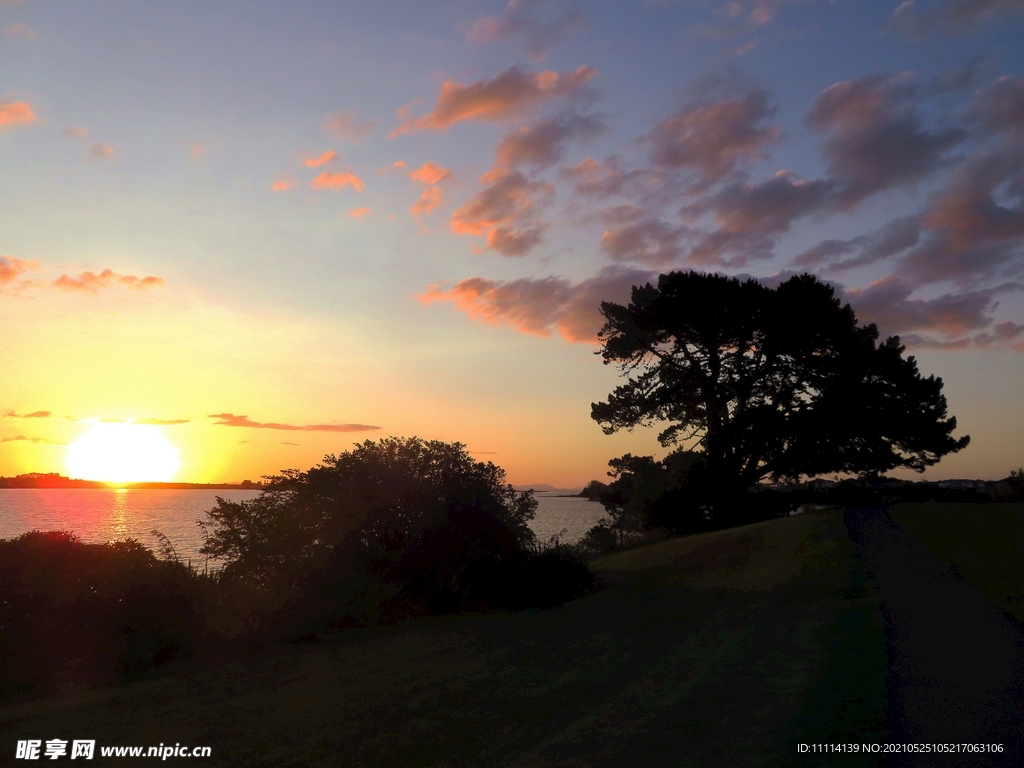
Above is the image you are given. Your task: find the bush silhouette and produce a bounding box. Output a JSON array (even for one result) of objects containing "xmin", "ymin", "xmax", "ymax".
[
  {"xmin": 0, "ymin": 531, "xmax": 201, "ymax": 697},
  {"xmin": 200, "ymin": 437, "xmax": 593, "ymax": 634}
]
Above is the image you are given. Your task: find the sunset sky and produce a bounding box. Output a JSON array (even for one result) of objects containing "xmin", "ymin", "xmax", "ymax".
[{"xmin": 2, "ymin": 0, "xmax": 1023, "ymax": 485}]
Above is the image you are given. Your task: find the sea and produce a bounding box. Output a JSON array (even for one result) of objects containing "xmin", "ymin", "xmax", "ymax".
[{"xmin": 0, "ymin": 489, "xmax": 607, "ymax": 563}]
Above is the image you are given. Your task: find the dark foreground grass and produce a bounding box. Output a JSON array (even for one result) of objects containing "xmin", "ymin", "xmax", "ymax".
[
  {"xmin": 0, "ymin": 510, "xmax": 885, "ymax": 767},
  {"xmin": 889, "ymin": 502, "xmax": 1024, "ymax": 623}
]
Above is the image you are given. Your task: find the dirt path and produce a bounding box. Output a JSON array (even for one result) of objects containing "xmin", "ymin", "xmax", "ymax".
[{"xmin": 845, "ymin": 509, "xmax": 1024, "ymax": 767}]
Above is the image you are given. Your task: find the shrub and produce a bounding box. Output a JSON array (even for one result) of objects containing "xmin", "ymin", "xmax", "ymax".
[
  {"xmin": 460, "ymin": 543, "xmax": 596, "ymax": 612},
  {"xmin": 200, "ymin": 437, "xmax": 591, "ymax": 634},
  {"xmin": 0, "ymin": 531, "xmax": 202, "ymax": 698}
]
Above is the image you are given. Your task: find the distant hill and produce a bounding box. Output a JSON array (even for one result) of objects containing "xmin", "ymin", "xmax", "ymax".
[{"xmin": 512, "ymin": 484, "xmax": 585, "ymax": 494}]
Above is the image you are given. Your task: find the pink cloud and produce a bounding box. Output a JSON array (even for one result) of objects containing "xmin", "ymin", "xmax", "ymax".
[
  {"xmin": 411, "ymin": 187, "xmax": 445, "ymax": 218},
  {"xmin": 795, "ymin": 216, "xmax": 920, "ymax": 270},
  {"xmin": 973, "ymin": 320, "xmax": 1024, "ymax": 347},
  {"xmin": 695, "ymin": 171, "xmax": 838, "ymax": 237},
  {"xmin": 420, "ymin": 265, "xmax": 655, "ymax": 343},
  {"xmin": 562, "ymin": 157, "xmax": 659, "ymax": 204},
  {"xmin": 188, "ymin": 141, "xmax": 207, "ymax": 158},
  {"xmin": 0, "ymin": 100, "xmax": 36, "ymax": 131},
  {"xmin": 348, "ymin": 207, "xmax": 374, "ymax": 218},
  {"xmin": 450, "ymin": 171, "xmax": 553, "ymax": 256},
  {"xmin": 842, "ymin": 275, "xmax": 1024, "ymax": 350},
  {"xmin": 0, "ymin": 255, "xmax": 40, "ymax": 285},
  {"xmin": 646, "ymin": 88, "xmax": 781, "ymax": 184},
  {"xmin": 682, "ymin": 0, "xmax": 788, "ymax": 37},
  {"xmin": 390, "ymin": 65, "xmax": 596, "ymax": 136},
  {"xmin": 649, "ymin": 71, "xmax": 969, "ymax": 270},
  {"xmin": 52, "ymin": 269, "xmax": 164, "ymax": 294},
  {"xmin": 887, "ymin": 0, "xmax": 1024, "ymax": 36},
  {"xmin": 408, "ymin": 162, "xmax": 453, "ymax": 186},
  {"xmin": 271, "ymin": 177, "xmax": 296, "ymax": 192},
  {"xmin": 750, "ymin": 0, "xmax": 782, "ymax": 25},
  {"xmin": 378, "ymin": 160, "xmax": 408, "ymax": 174},
  {"xmin": 87, "ymin": 143, "xmax": 116, "ymax": 161},
  {"xmin": 305, "ymin": 150, "xmax": 337, "ymax": 167},
  {"xmin": 6, "ymin": 22, "xmax": 36, "ymax": 38},
  {"xmin": 310, "ymin": 171, "xmax": 365, "ymax": 192},
  {"xmin": 489, "ymin": 114, "xmax": 605, "ymax": 180},
  {"xmin": 906, "ymin": 82, "xmax": 1024, "ymax": 258},
  {"xmin": 466, "ymin": 0, "xmax": 585, "ymax": 60},
  {"xmin": 972, "ymin": 76, "xmax": 1024, "ymax": 135},
  {"xmin": 207, "ymin": 413, "xmax": 380, "ymax": 432},
  {"xmin": 588, "ymin": 160, "xmax": 833, "ymax": 267},
  {"xmin": 805, "ymin": 74, "xmax": 963, "ymax": 208},
  {"xmin": 600, "ymin": 208, "xmax": 689, "ymax": 266},
  {"xmin": 324, "ymin": 110, "xmax": 376, "ymax": 143},
  {"xmin": 619, "ymin": 72, "xmax": 972, "ymax": 270},
  {"xmin": 408, "ymin": 163, "xmax": 454, "ymax": 219},
  {"xmin": 896, "ymin": 140, "xmax": 1024, "ymax": 287}
]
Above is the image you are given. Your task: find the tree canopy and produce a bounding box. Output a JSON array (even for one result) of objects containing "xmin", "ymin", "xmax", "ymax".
[
  {"xmin": 591, "ymin": 271, "xmax": 969, "ymax": 490},
  {"xmin": 201, "ymin": 436, "xmax": 537, "ymax": 587},
  {"xmin": 198, "ymin": 437, "xmax": 594, "ymax": 620}
]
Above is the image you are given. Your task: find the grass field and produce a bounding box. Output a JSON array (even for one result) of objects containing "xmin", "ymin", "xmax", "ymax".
[
  {"xmin": 0, "ymin": 510, "xmax": 886, "ymax": 767},
  {"xmin": 890, "ymin": 502, "xmax": 1024, "ymax": 623}
]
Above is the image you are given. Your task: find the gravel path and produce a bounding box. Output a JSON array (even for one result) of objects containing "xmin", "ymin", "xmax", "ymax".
[{"xmin": 845, "ymin": 509, "xmax": 1024, "ymax": 767}]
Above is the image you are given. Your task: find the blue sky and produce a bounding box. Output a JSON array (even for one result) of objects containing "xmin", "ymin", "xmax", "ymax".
[{"xmin": 1, "ymin": 0, "xmax": 1023, "ymax": 484}]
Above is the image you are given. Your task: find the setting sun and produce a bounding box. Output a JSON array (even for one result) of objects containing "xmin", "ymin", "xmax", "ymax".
[{"xmin": 66, "ymin": 423, "xmax": 180, "ymax": 483}]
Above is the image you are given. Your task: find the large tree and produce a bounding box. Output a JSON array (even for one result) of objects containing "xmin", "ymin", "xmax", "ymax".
[{"xmin": 591, "ymin": 271, "xmax": 969, "ymax": 490}]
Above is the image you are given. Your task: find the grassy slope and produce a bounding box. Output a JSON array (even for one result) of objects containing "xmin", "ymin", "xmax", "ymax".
[
  {"xmin": 890, "ymin": 503, "xmax": 1024, "ymax": 623},
  {"xmin": 0, "ymin": 511, "xmax": 885, "ymax": 767}
]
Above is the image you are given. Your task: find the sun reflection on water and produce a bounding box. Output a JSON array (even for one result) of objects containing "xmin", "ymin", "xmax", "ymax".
[{"xmin": 109, "ymin": 490, "xmax": 129, "ymax": 540}]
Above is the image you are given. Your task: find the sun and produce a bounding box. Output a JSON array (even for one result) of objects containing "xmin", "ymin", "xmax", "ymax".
[{"xmin": 66, "ymin": 422, "xmax": 180, "ymax": 483}]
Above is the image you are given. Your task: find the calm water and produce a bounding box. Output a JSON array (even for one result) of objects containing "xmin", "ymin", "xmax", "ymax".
[{"xmin": 0, "ymin": 489, "xmax": 607, "ymax": 562}]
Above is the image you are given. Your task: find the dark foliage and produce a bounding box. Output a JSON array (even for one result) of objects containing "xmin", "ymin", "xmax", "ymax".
[
  {"xmin": 200, "ymin": 437, "xmax": 591, "ymax": 633},
  {"xmin": 0, "ymin": 531, "xmax": 202, "ymax": 698},
  {"xmin": 592, "ymin": 451, "xmax": 701, "ymax": 535},
  {"xmin": 745, "ymin": 479, "xmax": 1004, "ymax": 512},
  {"xmin": 579, "ymin": 479, "xmax": 609, "ymax": 500},
  {"xmin": 1005, "ymin": 469, "xmax": 1024, "ymax": 502},
  {"xmin": 467, "ymin": 545, "xmax": 596, "ymax": 611},
  {"xmin": 583, "ymin": 449, "xmax": 786, "ymax": 541},
  {"xmin": 580, "ymin": 457, "xmax": 1010, "ymax": 554},
  {"xmin": 592, "ymin": 271, "xmax": 969, "ymax": 493}
]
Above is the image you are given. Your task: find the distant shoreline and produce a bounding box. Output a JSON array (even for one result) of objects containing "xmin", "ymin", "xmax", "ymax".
[
  {"xmin": 512, "ymin": 485, "xmax": 585, "ymax": 494},
  {"xmin": 0, "ymin": 474, "xmax": 262, "ymax": 491}
]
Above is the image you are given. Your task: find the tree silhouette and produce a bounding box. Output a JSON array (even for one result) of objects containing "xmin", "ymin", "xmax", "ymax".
[
  {"xmin": 592, "ymin": 271, "xmax": 969, "ymax": 491},
  {"xmin": 199, "ymin": 437, "xmax": 591, "ymax": 621},
  {"xmin": 201, "ymin": 437, "xmax": 536, "ymax": 587}
]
